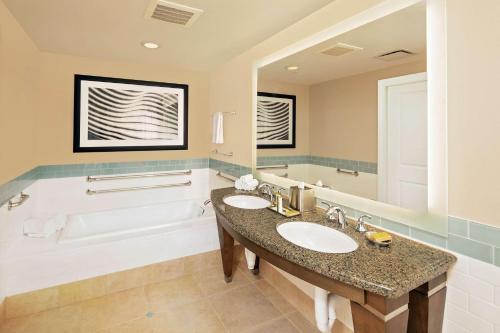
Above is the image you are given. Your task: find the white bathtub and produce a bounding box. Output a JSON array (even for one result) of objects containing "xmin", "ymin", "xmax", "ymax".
[
  {"xmin": 0, "ymin": 169, "xmax": 228, "ymax": 297},
  {"xmin": 59, "ymin": 198, "xmax": 215, "ymax": 245}
]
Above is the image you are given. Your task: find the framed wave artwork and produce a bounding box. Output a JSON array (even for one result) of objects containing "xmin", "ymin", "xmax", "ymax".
[
  {"xmin": 73, "ymin": 74, "xmax": 188, "ymax": 152},
  {"xmin": 257, "ymin": 92, "xmax": 296, "ymax": 149}
]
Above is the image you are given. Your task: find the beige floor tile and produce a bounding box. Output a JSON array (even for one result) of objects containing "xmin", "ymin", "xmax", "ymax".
[
  {"xmin": 144, "ymin": 275, "xmax": 203, "ymax": 312},
  {"xmin": 244, "ymin": 317, "xmax": 300, "ymax": 333},
  {"xmin": 96, "ymin": 317, "xmax": 154, "ymax": 333},
  {"xmin": 79, "ymin": 287, "xmax": 148, "ymax": 332},
  {"xmin": 1, "ymin": 304, "xmax": 81, "ymax": 333},
  {"xmin": 286, "ymin": 312, "xmax": 321, "ymax": 333},
  {"xmin": 148, "ymin": 258, "xmax": 185, "ymax": 284},
  {"xmin": 58, "ymin": 275, "xmax": 107, "ymax": 306},
  {"xmin": 152, "ymin": 300, "xmax": 225, "ymax": 333},
  {"xmin": 209, "ymin": 284, "xmax": 282, "ymax": 333},
  {"xmin": 184, "ymin": 250, "xmax": 221, "ymax": 274},
  {"xmin": 254, "ymin": 280, "xmax": 296, "ymax": 315},
  {"xmin": 105, "ymin": 266, "xmax": 151, "ymax": 294},
  {"xmin": 192, "ymin": 265, "xmax": 250, "ymax": 296},
  {"xmin": 4, "ymin": 287, "xmax": 59, "ymax": 319}
]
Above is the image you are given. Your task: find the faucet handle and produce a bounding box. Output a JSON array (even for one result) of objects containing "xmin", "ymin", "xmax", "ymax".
[{"xmin": 355, "ymin": 215, "xmax": 371, "ymax": 233}]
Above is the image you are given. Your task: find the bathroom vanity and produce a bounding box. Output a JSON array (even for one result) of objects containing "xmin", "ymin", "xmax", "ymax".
[{"xmin": 211, "ymin": 187, "xmax": 456, "ymax": 333}]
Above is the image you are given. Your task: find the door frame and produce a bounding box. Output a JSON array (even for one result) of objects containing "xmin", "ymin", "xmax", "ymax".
[{"xmin": 378, "ymin": 72, "xmax": 428, "ymax": 203}]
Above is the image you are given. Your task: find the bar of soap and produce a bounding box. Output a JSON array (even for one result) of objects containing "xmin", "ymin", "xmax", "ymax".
[{"xmin": 372, "ymin": 232, "xmax": 392, "ymax": 242}]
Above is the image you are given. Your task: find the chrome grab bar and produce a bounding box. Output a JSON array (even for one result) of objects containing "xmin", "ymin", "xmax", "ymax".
[
  {"xmin": 87, "ymin": 170, "xmax": 192, "ymax": 182},
  {"xmin": 86, "ymin": 181, "xmax": 191, "ymax": 195},
  {"xmin": 8, "ymin": 192, "xmax": 30, "ymax": 211},
  {"xmin": 336, "ymin": 168, "xmax": 359, "ymax": 177},
  {"xmin": 257, "ymin": 164, "xmax": 288, "ymax": 170},
  {"xmin": 211, "ymin": 149, "xmax": 233, "ymax": 157},
  {"xmin": 216, "ymin": 171, "xmax": 236, "ymax": 182}
]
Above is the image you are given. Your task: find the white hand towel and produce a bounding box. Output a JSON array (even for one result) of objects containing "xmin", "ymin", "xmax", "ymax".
[{"xmin": 212, "ymin": 112, "xmax": 224, "ymax": 144}]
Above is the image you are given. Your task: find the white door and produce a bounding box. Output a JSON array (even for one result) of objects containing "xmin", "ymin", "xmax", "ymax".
[{"xmin": 378, "ymin": 73, "xmax": 427, "ymax": 211}]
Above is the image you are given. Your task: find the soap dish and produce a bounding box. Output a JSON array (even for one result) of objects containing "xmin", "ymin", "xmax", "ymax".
[
  {"xmin": 267, "ymin": 205, "xmax": 301, "ymax": 217},
  {"xmin": 365, "ymin": 231, "xmax": 392, "ymax": 247}
]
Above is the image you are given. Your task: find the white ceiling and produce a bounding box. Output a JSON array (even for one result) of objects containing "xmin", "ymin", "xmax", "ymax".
[
  {"xmin": 2, "ymin": 0, "xmax": 335, "ymax": 71},
  {"xmin": 259, "ymin": 2, "xmax": 427, "ymax": 86}
]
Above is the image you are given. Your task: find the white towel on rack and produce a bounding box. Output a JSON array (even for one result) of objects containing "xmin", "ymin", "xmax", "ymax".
[{"xmin": 212, "ymin": 112, "xmax": 224, "ymax": 144}]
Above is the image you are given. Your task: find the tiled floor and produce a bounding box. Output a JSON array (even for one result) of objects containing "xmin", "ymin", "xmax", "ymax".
[{"xmin": 1, "ymin": 259, "xmax": 351, "ymax": 333}]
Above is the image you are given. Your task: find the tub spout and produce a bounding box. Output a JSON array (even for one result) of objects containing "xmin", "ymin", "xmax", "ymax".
[{"xmin": 314, "ymin": 287, "xmax": 337, "ymax": 333}]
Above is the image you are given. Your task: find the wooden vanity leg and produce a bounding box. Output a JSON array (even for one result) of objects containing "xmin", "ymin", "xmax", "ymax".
[
  {"xmin": 251, "ymin": 256, "xmax": 260, "ymax": 275},
  {"xmin": 217, "ymin": 221, "xmax": 234, "ymax": 283},
  {"xmin": 408, "ymin": 273, "xmax": 447, "ymax": 333},
  {"xmin": 351, "ymin": 292, "xmax": 409, "ymax": 333}
]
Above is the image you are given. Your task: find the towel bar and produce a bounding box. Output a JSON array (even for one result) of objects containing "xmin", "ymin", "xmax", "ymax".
[
  {"xmin": 257, "ymin": 164, "xmax": 288, "ymax": 170},
  {"xmin": 87, "ymin": 170, "xmax": 192, "ymax": 182},
  {"xmin": 86, "ymin": 181, "xmax": 191, "ymax": 195},
  {"xmin": 211, "ymin": 149, "xmax": 233, "ymax": 157},
  {"xmin": 336, "ymin": 168, "xmax": 359, "ymax": 176},
  {"xmin": 216, "ymin": 171, "xmax": 236, "ymax": 182},
  {"xmin": 8, "ymin": 192, "xmax": 30, "ymax": 211}
]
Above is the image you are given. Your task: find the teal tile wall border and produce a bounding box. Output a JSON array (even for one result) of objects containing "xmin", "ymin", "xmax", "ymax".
[
  {"xmin": 209, "ymin": 158, "xmax": 252, "ymax": 178},
  {"xmin": 2, "ymin": 158, "xmax": 500, "ymax": 268},
  {"xmin": 0, "ymin": 158, "xmax": 209, "ymax": 206},
  {"xmin": 257, "ymin": 155, "xmax": 377, "ymax": 174}
]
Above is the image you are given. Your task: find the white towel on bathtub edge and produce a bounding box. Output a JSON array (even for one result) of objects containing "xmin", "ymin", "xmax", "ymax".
[{"xmin": 212, "ymin": 112, "xmax": 224, "ymax": 144}]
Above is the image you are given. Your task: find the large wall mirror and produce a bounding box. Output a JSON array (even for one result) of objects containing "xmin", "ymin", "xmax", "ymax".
[{"xmin": 253, "ymin": 0, "xmax": 448, "ymax": 236}]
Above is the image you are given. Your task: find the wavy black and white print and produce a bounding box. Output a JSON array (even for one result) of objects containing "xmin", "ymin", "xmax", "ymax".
[
  {"xmin": 87, "ymin": 87, "xmax": 179, "ymax": 141},
  {"xmin": 257, "ymin": 94, "xmax": 294, "ymax": 147}
]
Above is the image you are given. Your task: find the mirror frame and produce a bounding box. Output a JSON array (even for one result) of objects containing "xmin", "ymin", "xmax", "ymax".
[{"xmin": 251, "ymin": 0, "xmax": 448, "ymax": 236}]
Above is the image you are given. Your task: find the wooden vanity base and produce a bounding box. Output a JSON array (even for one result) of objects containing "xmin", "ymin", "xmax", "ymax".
[
  {"xmin": 408, "ymin": 274, "xmax": 447, "ymax": 333},
  {"xmin": 216, "ymin": 217, "xmax": 447, "ymax": 333}
]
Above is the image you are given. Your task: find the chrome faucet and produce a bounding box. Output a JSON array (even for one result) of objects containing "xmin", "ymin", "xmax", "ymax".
[
  {"xmin": 258, "ymin": 183, "xmax": 275, "ymax": 203},
  {"xmin": 323, "ymin": 202, "xmax": 348, "ymax": 229}
]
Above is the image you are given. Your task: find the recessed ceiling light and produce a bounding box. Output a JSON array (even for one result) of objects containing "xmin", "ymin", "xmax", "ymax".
[
  {"xmin": 286, "ymin": 65, "xmax": 299, "ymax": 72},
  {"xmin": 142, "ymin": 42, "xmax": 160, "ymax": 49}
]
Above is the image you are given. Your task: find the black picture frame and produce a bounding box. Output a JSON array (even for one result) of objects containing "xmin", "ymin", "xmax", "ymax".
[
  {"xmin": 73, "ymin": 74, "xmax": 188, "ymax": 152},
  {"xmin": 257, "ymin": 92, "xmax": 296, "ymax": 149}
]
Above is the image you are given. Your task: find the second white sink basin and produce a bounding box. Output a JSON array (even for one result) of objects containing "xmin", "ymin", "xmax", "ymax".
[
  {"xmin": 277, "ymin": 222, "xmax": 358, "ymax": 253},
  {"xmin": 223, "ymin": 195, "xmax": 271, "ymax": 209}
]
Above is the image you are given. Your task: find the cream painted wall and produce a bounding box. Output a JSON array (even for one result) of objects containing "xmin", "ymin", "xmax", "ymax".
[
  {"xmin": 309, "ymin": 61, "xmax": 426, "ymax": 163},
  {"xmin": 257, "ymin": 79, "xmax": 310, "ymax": 157},
  {"xmin": 0, "ymin": 1, "xmax": 39, "ymax": 184},
  {"xmin": 447, "ymin": 0, "xmax": 500, "ymax": 227},
  {"xmin": 35, "ymin": 53, "xmax": 210, "ymax": 165}
]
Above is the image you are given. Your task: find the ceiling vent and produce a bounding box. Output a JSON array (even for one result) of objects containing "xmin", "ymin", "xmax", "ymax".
[
  {"xmin": 145, "ymin": 0, "xmax": 203, "ymax": 27},
  {"xmin": 376, "ymin": 49, "xmax": 415, "ymax": 61},
  {"xmin": 321, "ymin": 43, "xmax": 363, "ymax": 57}
]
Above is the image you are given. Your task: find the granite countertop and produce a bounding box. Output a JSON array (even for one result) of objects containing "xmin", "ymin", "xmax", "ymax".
[{"xmin": 211, "ymin": 187, "xmax": 456, "ymax": 299}]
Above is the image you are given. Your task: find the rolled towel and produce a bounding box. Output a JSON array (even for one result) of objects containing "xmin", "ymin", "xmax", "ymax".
[
  {"xmin": 234, "ymin": 179, "xmax": 244, "ymax": 190},
  {"xmin": 245, "ymin": 179, "xmax": 258, "ymax": 191},
  {"xmin": 240, "ymin": 174, "xmax": 254, "ymax": 182}
]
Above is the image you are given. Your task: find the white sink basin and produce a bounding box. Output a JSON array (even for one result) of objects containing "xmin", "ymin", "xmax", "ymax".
[
  {"xmin": 223, "ymin": 195, "xmax": 271, "ymax": 209},
  {"xmin": 277, "ymin": 222, "xmax": 358, "ymax": 253}
]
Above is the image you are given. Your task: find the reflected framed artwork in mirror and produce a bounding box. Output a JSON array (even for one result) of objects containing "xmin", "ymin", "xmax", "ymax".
[{"xmin": 257, "ymin": 92, "xmax": 296, "ymax": 149}]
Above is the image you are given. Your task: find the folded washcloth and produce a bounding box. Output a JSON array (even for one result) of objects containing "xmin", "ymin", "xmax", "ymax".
[
  {"xmin": 23, "ymin": 214, "xmax": 67, "ymax": 238},
  {"xmin": 240, "ymin": 174, "xmax": 253, "ymax": 182}
]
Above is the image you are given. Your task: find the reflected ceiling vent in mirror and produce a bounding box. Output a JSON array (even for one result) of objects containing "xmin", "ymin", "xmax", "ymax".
[
  {"xmin": 145, "ymin": 0, "xmax": 203, "ymax": 27},
  {"xmin": 376, "ymin": 49, "xmax": 415, "ymax": 61},
  {"xmin": 321, "ymin": 43, "xmax": 363, "ymax": 57}
]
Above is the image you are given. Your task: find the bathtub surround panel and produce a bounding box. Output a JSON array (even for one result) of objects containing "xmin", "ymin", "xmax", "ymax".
[{"xmin": 0, "ymin": 158, "xmax": 208, "ymax": 207}]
